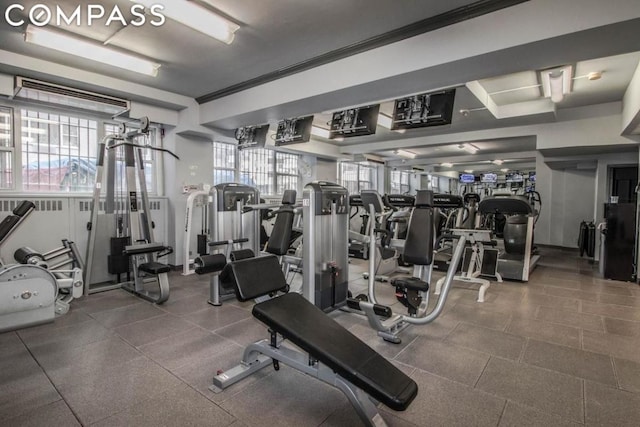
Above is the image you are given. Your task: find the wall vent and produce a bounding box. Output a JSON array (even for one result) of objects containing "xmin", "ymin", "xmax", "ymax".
[
  {"xmin": 14, "ymin": 77, "xmax": 130, "ymax": 116},
  {"xmin": 0, "ymin": 199, "xmax": 64, "ymax": 212}
]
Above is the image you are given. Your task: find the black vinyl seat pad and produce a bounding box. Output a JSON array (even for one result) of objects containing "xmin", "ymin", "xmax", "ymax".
[
  {"xmin": 391, "ymin": 277, "xmax": 429, "ymax": 292},
  {"xmin": 252, "ymin": 292, "xmax": 418, "ymax": 411}
]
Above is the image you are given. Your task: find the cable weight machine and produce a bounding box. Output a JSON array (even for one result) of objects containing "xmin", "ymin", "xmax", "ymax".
[{"xmin": 84, "ymin": 117, "xmax": 178, "ymax": 304}]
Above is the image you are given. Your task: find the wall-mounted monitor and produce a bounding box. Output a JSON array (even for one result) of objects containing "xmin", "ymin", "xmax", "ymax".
[
  {"xmin": 528, "ymin": 171, "xmax": 536, "ymax": 182},
  {"xmin": 459, "ymin": 173, "xmax": 476, "ymax": 184},
  {"xmin": 329, "ymin": 104, "xmax": 380, "ymax": 139},
  {"xmin": 391, "ymin": 89, "xmax": 456, "ymax": 131},
  {"xmin": 506, "ymin": 172, "xmax": 524, "ymax": 183},
  {"xmin": 274, "ymin": 115, "xmax": 314, "ymax": 146},
  {"xmin": 235, "ymin": 125, "xmax": 269, "ymax": 150},
  {"xmin": 481, "ymin": 173, "xmax": 497, "ymax": 183}
]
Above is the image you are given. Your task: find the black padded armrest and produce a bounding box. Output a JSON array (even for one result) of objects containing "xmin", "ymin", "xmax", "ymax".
[{"xmin": 253, "ymin": 293, "xmax": 418, "ymax": 411}]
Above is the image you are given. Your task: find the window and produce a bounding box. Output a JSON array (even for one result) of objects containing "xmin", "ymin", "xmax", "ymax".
[
  {"xmin": 21, "ymin": 109, "xmax": 98, "ymax": 192},
  {"xmin": 275, "ymin": 152, "xmax": 298, "ymax": 195},
  {"xmin": 240, "ymin": 148, "xmax": 273, "ymax": 194},
  {"xmin": 213, "ymin": 141, "xmax": 237, "ymax": 185},
  {"xmin": 340, "ymin": 162, "xmax": 378, "ymax": 194},
  {"xmin": 0, "ymin": 107, "xmax": 14, "ymax": 189},
  {"xmin": 213, "ymin": 143, "xmax": 299, "ymax": 195},
  {"xmin": 390, "ymin": 170, "xmax": 410, "ymax": 194},
  {"xmin": 104, "ymin": 123, "xmax": 158, "ymax": 193}
]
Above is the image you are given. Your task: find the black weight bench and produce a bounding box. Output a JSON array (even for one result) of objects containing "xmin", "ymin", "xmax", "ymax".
[{"xmin": 213, "ymin": 255, "xmax": 417, "ymax": 426}]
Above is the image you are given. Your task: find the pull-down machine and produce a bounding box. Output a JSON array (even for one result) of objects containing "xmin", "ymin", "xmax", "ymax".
[{"xmin": 84, "ymin": 117, "xmax": 176, "ymax": 303}]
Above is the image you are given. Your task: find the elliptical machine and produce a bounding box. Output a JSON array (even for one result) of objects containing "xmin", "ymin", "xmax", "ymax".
[{"xmin": 478, "ymin": 192, "xmax": 541, "ymax": 281}]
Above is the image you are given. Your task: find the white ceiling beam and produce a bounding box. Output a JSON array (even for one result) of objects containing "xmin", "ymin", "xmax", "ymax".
[
  {"xmin": 622, "ymin": 60, "xmax": 640, "ymax": 135},
  {"xmin": 386, "ymin": 150, "xmax": 537, "ymax": 167}
]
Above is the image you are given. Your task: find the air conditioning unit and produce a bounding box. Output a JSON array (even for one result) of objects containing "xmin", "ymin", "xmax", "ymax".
[{"xmin": 14, "ymin": 77, "xmax": 130, "ymax": 116}]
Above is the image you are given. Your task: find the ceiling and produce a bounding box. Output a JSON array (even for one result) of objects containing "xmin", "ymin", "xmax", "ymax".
[
  {"xmin": 0, "ymin": 0, "xmax": 487, "ymax": 98},
  {"xmin": 1, "ymin": 0, "xmax": 639, "ymax": 175}
]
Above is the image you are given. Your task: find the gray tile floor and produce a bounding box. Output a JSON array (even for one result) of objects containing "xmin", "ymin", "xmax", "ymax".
[{"xmin": 2, "ymin": 248, "xmax": 640, "ymax": 426}]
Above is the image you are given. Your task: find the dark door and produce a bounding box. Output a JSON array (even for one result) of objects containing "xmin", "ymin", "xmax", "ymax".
[{"xmin": 611, "ymin": 166, "xmax": 638, "ymax": 203}]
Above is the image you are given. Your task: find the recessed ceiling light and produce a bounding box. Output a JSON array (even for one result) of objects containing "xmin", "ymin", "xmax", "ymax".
[
  {"xmin": 464, "ymin": 169, "xmax": 474, "ymax": 173},
  {"xmin": 500, "ymin": 168, "xmax": 509, "ymax": 173},
  {"xmin": 458, "ymin": 143, "xmax": 479, "ymax": 154},
  {"xmin": 393, "ymin": 149, "xmax": 416, "ymax": 159},
  {"xmin": 441, "ymin": 162, "xmax": 453, "ymax": 168},
  {"xmin": 492, "ymin": 159, "xmax": 504, "ymax": 165}
]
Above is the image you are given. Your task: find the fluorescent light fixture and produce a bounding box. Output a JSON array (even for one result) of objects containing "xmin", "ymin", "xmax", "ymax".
[
  {"xmin": 464, "ymin": 169, "xmax": 474, "ymax": 174},
  {"xmin": 541, "ymin": 66, "xmax": 572, "ymax": 103},
  {"xmin": 500, "ymin": 168, "xmax": 509, "ymax": 173},
  {"xmin": 311, "ymin": 126, "xmax": 331, "ymax": 139},
  {"xmin": 24, "ymin": 25, "xmax": 160, "ymax": 77},
  {"xmin": 133, "ymin": 0, "xmax": 239, "ymax": 44},
  {"xmin": 393, "ymin": 149, "xmax": 416, "ymax": 159},
  {"xmin": 459, "ymin": 143, "xmax": 479, "ymax": 154},
  {"xmin": 441, "ymin": 162, "xmax": 453, "ymax": 168},
  {"xmin": 492, "ymin": 159, "xmax": 504, "ymax": 165}
]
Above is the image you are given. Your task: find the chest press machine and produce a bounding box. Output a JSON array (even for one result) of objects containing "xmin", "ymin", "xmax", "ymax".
[
  {"xmin": 212, "ymin": 254, "xmax": 417, "ymax": 427},
  {"xmin": 348, "ymin": 190, "xmax": 468, "ymax": 344}
]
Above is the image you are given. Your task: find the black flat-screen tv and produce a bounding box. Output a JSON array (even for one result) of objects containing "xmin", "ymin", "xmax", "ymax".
[
  {"xmin": 506, "ymin": 172, "xmax": 524, "ymax": 183},
  {"xmin": 481, "ymin": 173, "xmax": 497, "ymax": 183},
  {"xmin": 235, "ymin": 125, "xmax": 269, "ymax": 150},
  {"xmin": 274, "ymin": 115, "xmax": 314, "ymax": 146},
  {"xmin": 329, "ymin": 104, "xmax": 380, "ymax": 139},
  {"xmin": 391, "ymin": 89, "xmax": 456, "ymax": 131},
  {"xmin": 459, "ymin": 173, "xmax": 476, "ymax": 184}
]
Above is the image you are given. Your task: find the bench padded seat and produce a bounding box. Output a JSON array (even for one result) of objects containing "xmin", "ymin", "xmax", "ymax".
[
  {"xmin": 139, "ymin": 262, "xmax": 170, "ymax": 275},
  {"xmin": 252, "ymin": 292, "xmax": 418, "ymax": 411},
  {"xmin": 391, "ymin": 277, "xmax": 430, "ymax": 292}
]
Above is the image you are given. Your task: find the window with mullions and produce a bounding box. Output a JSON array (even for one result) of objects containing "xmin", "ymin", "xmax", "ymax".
[
  {"xmin": 390, "ymin": 170, "xmax": 411, "ymax": 194},
  {"xmin": 275, "ymin": 152, "xmax": 298, "ymax": 194},
  {"xmin": 21, "ymin": 109, "xmax": 98, "ymax": 192},
  {"xmin": 213, "ymin": 141, "xmax": 237, "ymax": 185},
  {"xmin": 240, "ymin": 148, "xmax": 274, "ymax": 195},
  {"xmin": 104, "ymin": 123, "xmax": 157, "ymax": 193},
  {"xmin": 0, "ymin": 107, "xmax": 14, "ymax": 189},
  {"xmin": 212, "ymin": 143, "xmax": 299, "ymax": 195},
  {"xmin": 340, "ymin": 162, "xmax": 378, "ymax": 194}
]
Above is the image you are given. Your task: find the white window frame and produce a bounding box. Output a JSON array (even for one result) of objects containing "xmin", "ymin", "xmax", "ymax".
[
  {"xmin": 389, "ymin": 170, "xmax": 411, "ymax": 194},
  {"xmin": 339, "ymin": 161, "xmax": 378, "ymax": 194},
  {"xmin": 213, "ymin": 142, "xmax": 300, "ymax": 196}
]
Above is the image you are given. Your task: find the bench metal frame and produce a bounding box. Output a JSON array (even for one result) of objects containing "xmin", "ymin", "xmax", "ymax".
[{"xmin": 211, "ymin": 334, "xmax": 389, "ymax": 427}]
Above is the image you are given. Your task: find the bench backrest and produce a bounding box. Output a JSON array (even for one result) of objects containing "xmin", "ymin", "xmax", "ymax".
[{"xmin": 220, "ymin": 254, "xmax": 288, "ymax": 301}]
